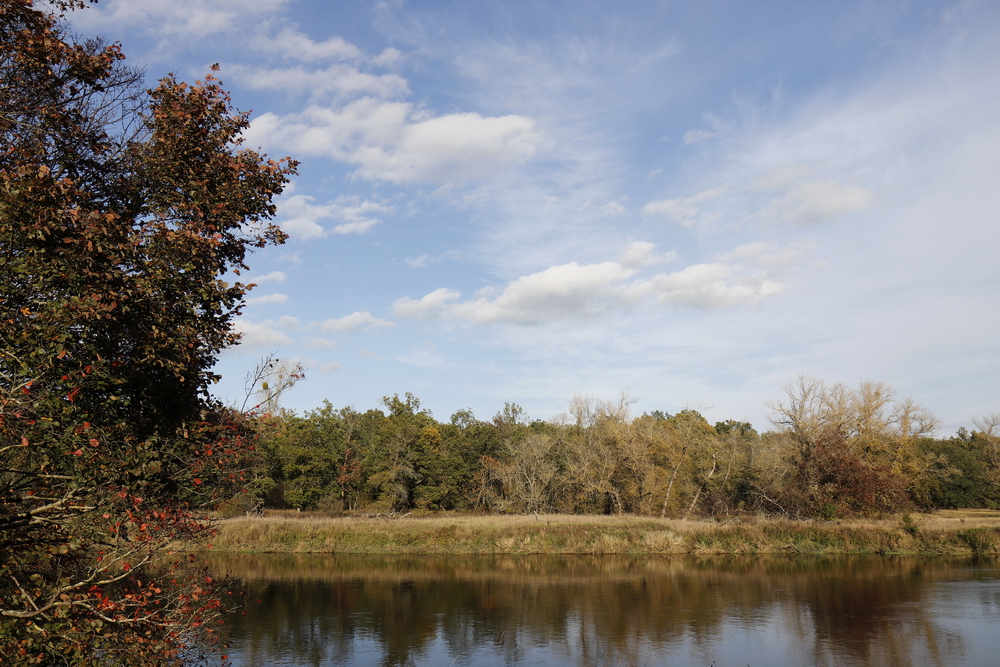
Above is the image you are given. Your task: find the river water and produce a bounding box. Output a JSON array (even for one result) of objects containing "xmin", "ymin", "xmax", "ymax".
[{"xmin": 203, "ymin": 554, "xmax": 1000, "ymax": 667}]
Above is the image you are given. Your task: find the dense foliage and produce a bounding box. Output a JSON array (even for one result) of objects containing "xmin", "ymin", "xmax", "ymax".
[
  {"xmin": 247, "ymin": 385, "xmax": 1000, "ymax": 519},
  {"xmin": 1, "ymin": 1, "xmax": 294, "ymax": 663}
]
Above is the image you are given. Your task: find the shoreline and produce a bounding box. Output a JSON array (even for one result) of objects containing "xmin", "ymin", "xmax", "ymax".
[{"xmin": 206, "ymin": 511, "xmax": 1000, "ymax": 556}]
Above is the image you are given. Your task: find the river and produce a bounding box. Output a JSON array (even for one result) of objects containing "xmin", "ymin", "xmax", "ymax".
[{"xmin": 203, "ymin": 554, "xmax": 1000, "ymax": 667}]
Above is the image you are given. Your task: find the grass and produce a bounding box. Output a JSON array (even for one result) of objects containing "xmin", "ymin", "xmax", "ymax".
[{"xmin": 205, "ymin": 510, "xmax": 1000, "ymax": 556}]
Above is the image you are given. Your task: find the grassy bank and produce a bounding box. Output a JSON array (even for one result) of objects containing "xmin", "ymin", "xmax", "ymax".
[{"xmin": 207, "ymin": 510, "xmax": 1000, "ymax": 556}]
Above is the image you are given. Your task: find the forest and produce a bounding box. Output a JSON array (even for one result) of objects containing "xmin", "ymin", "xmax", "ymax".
[{"xmin": 240, "ymin": 373, "xmax": 1000, "ymax": 520}]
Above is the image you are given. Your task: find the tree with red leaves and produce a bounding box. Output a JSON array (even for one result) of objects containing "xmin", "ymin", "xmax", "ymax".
[{"xmin": 0, "ymin": 1, "xmax": 296, "ymax": 663}]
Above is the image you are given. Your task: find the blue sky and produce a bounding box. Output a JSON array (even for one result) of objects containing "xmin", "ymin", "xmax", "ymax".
[{"xmin": 70, "ymin": 0, "xmax": 1000, "ymax": 432}]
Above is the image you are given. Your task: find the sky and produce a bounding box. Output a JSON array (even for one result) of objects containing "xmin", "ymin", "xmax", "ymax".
[{"xmin": 68, "ymin": 0, "xmax": 1000, "ymax": 433}]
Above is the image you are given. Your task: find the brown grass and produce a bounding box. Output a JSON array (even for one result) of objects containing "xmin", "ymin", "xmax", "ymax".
[{"xmin": 205, "ymin": 510, "xmax": 1000, "ymax": 556}]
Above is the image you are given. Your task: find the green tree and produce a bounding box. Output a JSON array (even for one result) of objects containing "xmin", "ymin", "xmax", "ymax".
[
  {"xmin": 365, "ymin": 394, "xmax": 431, "ymax": 511},
  {"xmin": 0, "ymin": 1, "xmax": 295, "ymax": 662}
]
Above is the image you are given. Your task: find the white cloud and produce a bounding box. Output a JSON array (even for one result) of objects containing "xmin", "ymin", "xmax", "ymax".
[
  {"xmin": 683, "ymin": 129, "xmax": 718, "ymax": 145},
  {"xmin": 393, "ymin": 243, "xmax": 791, "ymax": 324},
  {"xmin": 246, "ymin": 293, "xmax": 289, "ymax": 305},
  {"xmin": 248, "ymin": 270, "xmax": 286, "ymax": 284},
  {"xmin": 620, "ymin": 241, "xmax": 674, "ymax": 269},
  {"xmin": 307, "ymin": 337, "xmax": 338, "ymax": 350},
  {"xmin": 641, "ymin": 198, "xmax": 700, "ymax": 227},
  {"xmin": 718, "ymin": 242, "xmax": 809, "ymax": 268},
  {"xmin": 246, "ymin": 100, "xmax": 541, "ymax": 184},
  {"xmin": 276, "ymin": 194, "xmax": 393, "ymax": 239},
  {"xmin": 253, "ymin": 27, "xmax": 364, "ymax": 62},
  {"xmin": 600, "ymin": 200, "xmax": 627, "ymax": 215},
  {"xmin": 642, "ymin": 186, "xmax": 728, "ymax": 228},
  {"xmin": 318, "ymin": 311, "xmax": 395, "ymax": 333},
  {"xmin": 75, "ymin": 0, "xmax": 289, "ymax": 38},
  {"xmin": 638, "ymin": 263, "xmax": 783, "ymax": 308},
  {"xmin": 232, "ymin": 316, "xmax": 299, "ymax": 347},
  {"xmin": 319, "ymin": 361, "xmax": 342, "ymax": 373},
  {"xmin": 761, "ymin": 180, "xmax": 872, "ymax": 223},
  {"xmin": 373, "ymin": 47, "xmax": 404, "ymax": 68},
  {"xmin": 405, "ymin": 254, "xmax": 430, "ymax": 268},
  {"xmin": 393, "ymin": 288, "xmax": 462, "ymax": 319},
  {"xmin": 230, "ymin": 63, "xmax": 409, "ymax": 100},
  {"xmin": 396, "ymin": 261, "xmax": 635, "ymax": 324}
]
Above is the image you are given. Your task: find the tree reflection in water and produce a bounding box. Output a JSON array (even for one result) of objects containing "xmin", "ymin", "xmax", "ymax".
[{"xmin": 204, "ymin": 555, "xmax": 1000, "ymax": 667}]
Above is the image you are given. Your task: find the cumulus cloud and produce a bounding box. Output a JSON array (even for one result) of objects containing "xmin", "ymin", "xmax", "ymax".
[
  {"xmin": 761, "ymin": 180, "xmax": 872, "ymax": 223},
  {"xmin": 319, "ymin": 361, "xmax": 342, "ymax": 373},
  {"xmin": 253, "ymin": 27, "xmax": 364, "ymax": 62},
  {"xmin": 372, "ymin": 47, "xmax": 404, "ymax": 68},
  {"xmin": 245, "ymin": 293, "xmax": 288, "ymax": 306},
  {"xmin": 232, "ymin": 316, "xmax": 299, "ymax": 347},
  {"xmin": 393, "ymin": 244, "xmax": 786, "ymax": 325},
  {"xmin": 318, "ymin": 311, "xmax": 395, "ymax": 333},
  {"xmin": 393, "ymin": 288, "xmax": 462, "ymax": 319},
  {"xmin": 394, "ymin": 262, "xmax": 636, "ymax": 324},
  {"xmin": 620, "ymin": 241, "xmax": 675, "ymax": 269},
  {"xmin": 638, "ymin": 263, "xmax": 783, "ymax": 308},
  {"xmin": 276, "ymin": 194, "xmax": 393, "ymax": 239},
  {"xmin": 246, "ymin": 100, "xmax": 541, "ymax": 184}
]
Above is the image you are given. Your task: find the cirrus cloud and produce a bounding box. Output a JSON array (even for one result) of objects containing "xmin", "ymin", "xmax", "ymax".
[{"xmin": 74, "ymin": 0, "xmax": 290, "ymax": 38}]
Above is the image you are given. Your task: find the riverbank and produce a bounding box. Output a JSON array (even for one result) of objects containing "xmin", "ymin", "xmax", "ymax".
[{"xmin": 206, "ymin": 510, "xmax": 1000, "ymax": 556}]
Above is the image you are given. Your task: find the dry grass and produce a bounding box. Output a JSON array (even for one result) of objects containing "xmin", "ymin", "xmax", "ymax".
[{"xmin": 205, "ymin": 510, "xmax": 1000, "ymax": 556}]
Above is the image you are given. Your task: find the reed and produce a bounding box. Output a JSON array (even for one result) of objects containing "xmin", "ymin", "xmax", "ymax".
[{"xmin": 205, "ymin": 511, "xmax": 1000, "ymax": 556}]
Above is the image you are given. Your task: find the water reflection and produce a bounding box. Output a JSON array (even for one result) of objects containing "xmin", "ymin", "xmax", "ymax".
[{"xmin": 204, "ymin": 554, "xmax": 1000, "ymax": 667}]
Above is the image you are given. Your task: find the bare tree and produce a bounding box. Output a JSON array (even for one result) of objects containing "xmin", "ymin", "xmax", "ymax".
[
  {"xmin": 494, "ymin": 434, "xmax": 558, "ymax": 514},
  {"xmin": 241, "ymin": 353, "xmax": 306, "ymax": 415}
]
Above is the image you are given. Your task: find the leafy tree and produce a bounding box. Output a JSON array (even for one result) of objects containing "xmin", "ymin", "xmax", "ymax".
[
  {"xmin": 769, "ymin": 377, "xmax": 939, "ymax": 516},
  {"xmin": 1, "ymin": 1, "xmax": 295, "ymax": 663},
  {"xmin": 916, "ymin": 438, "xmax": 992, "ymax": 508},
  {"xmin": 363, "ymin": 394, "xmax": 431, "ymax": 511}
]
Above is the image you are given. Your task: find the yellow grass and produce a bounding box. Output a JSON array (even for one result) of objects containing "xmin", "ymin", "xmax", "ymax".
[{"xmin": 205, "ymin": 511, "xmax": 1000, "ymax": 556}]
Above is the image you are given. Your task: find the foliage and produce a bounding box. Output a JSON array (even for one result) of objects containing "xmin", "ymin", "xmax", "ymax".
[
  {"xmin": 1, "ymin": 1, "xmax": 294, "ymax": 662},
  {"xmin": 246, "ymin": 384, "xmax": 1000, "ymax": 519},
  {"xmin": 917, "ymin": 436, "xmax": 999, "ymax": 509},
  {"xmin": 768, "ymin": 377, "xmax": 940, "ymax": 516}
]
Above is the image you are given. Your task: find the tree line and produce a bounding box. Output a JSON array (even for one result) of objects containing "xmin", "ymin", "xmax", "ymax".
[{"xmin": 246, "ymin": 380, "xmax": 1000, "ymax": 519}]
